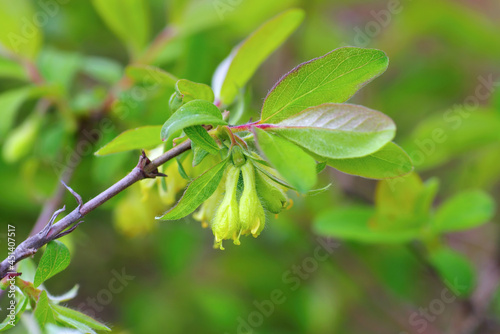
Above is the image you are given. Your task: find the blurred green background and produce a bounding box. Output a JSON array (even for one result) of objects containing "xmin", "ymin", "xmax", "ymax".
[{"xmin": 1, "ymin": 0, "xmax": 500, "ymax": 333}]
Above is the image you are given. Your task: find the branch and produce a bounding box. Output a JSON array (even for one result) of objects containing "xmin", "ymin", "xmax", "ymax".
[{"xmin": 0, "ymin": 140, "xmax": 191, "ymax": 279}]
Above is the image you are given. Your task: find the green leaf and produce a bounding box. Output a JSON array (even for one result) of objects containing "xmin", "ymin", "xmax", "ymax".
[
  {"xmin": 254, "ymin": 128, "xmax": 317, "ymax": 193},
  {"xmin": 95, "ymin": 126, "xmax": 163, "ymax": 156},
  {"xmin": 176, "ymin": 156, "xmax": 191, "ymax": 181},
  {"xmin": 314, "ymin": 206, "xmax": 420, "ymax": 243},
  {"xmin": 34, "ymin": 290, "xmax": 57, "ymax": 327},
  {"xmin": 81, "ymin": 56, "xmax": 123, "ymax": 84},
  {"xmin": 0, "ymin": 0, "xmax": 42, "ymax": 59},
  {"xmin": 91, "ymin": 0, "xmax": 149, "ymax": 57},
  {"xmin": 161, "ymin": 100, "xmax": 227, "ymax": 143},
  {"xmin": 0, "ymin": 292, "xmax": 28, "ymax": 331},
  {"xmin": 373, "ymin": 173, "xmax": 429, "ymax": 230},
  {"xmin": 260, "ymin": 47, "xmax": 389, "ymax": 124},
  {"xmin": 184, "ymin": 126, "xmax": 219, "ymax": 154},
  {"xmin": 213, "ymin": 9, "xmax": 304, "ymax": 105},
  {"xmin": 0, "ymin": 57, "xmax": 27, "ymax": 80},
  {"xmin": 176, "ymin": 79, "xmax": 214, "ymax": 103},
  {"xmin": 0, "ymin": 86, "xmax": 33, "ymax": 140},
  {"xmin": 125, "ymin": 64, "xmax": 178, "ymax": 89},
  {"xmin": 326, "ymin": 142, "xmax": 413, "ymax": 179},
  {"xmin": 37, "ymin": 48, "xmax": 83, "ymax": 93},
  {"xmin": 403, "ymin": 109, "xmax": 500, "ymax": 170},
  {"xmin": 158, "ymin": 158, "xmax": 229, "ymax": 220},
  {"xmin": 53, "ymin": 305, "xmax": 111, "ymax": 332},
  {"xmin": 192, "ymin": 141, "xmax": 210, "ymax": 167},
  {"xmin": 47, "ymin": 285, "xmax": 79, "ymax": 304},
  {"xmin": 433, "ymin": 190, "xmax": 495, "ymax": 233},
  {"xmin": 268, "ymin": 103, "xmax": 396, "ymax": 159},
  {"xmin": 428, "ymin": 248, "xmax": 476, "ymax": 297},
  {"xmin": 33, "ymin": 241, "xmax": 71, "ymax": 288},
  {"xmin": 2, "ymin": 111, "xmax": 42, "ymax": 163}
]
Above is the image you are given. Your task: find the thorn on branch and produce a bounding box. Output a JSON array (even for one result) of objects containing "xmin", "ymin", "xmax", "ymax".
[
  {"xmin": 61, "ymin": 180, "xmax": 83, "ymax": 212},
  {"xmin": 55, "ymin": 220, "xmax": 84, "ymax": 239},
  {"xmin": 138, "ymin": 150, "xmax": 168, "ymax": 179},
  {"xmin": 41, "ymin": 205, "xmax": 66, "ymax": 237}
]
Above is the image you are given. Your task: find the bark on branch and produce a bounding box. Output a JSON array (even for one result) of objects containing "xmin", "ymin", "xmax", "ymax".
[{"xmin": 0, "ymin": 140, "xmax": 191, "ymax": 279}]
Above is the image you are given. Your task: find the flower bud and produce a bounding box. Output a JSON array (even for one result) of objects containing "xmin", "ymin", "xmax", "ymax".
[
  {"xmin": 255, "ymin": 169, "xmax": 288, "ymax": 214},
  {"xmin": 211, "ymin": 165, "xmax": 241, "ymax": 250},
  {"xmin": 231, "ymin": 146, "xmax": 246, "ymax": 167},
  {"xmin": 239, "ymin": 162, "xmax": 266, "ymax": 238}
]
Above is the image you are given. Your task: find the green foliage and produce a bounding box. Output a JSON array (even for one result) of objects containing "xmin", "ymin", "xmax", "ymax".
[
  {"xmin": 213, "ymin": 9, "xmax": 304, "ymax": 106},
  {"xmin": 314, "ymin": 173, "xmax": 494, "ymax": 245},
  {"xmin": 428, "ymin": 248, "xmax": 476, "ymax": 297},
  {"xmin": 433, "ymin": 190, "xmax": 496, "ymax": 233},
  {"xmin": 260, "ymin": 47, "xmax": 388, "ymax": 124},
  {"xmin": 183, "ymin": 126, "xmax": 220, "ymax": 154},
  {"xmin": 159, "ymin": 157, "xmax": 229, "ymax": 220},
  {"xmin": 0, "ymin": 0, "xmax": 42, "ymax": 59},
  {"xmin": 34, "ymin": 290, "xmax": 57, "ymax": 327},
  {"xmin": 126, "ymin": 64, "xmax": 178, "ymax": 88},
  {"xmin": 52, "ymin": 305, "xmax": 111, "ymax": 332},
  {"xmin": 91, "ymin": 0, "xmax": 150, "ymax": 58},
  {"xmin": 255, "ymin": 127, "xmax": 317, "ymax": 193},
  {"xmin": 160, "ymin": 100, "xmax": 227, "ymax": 143},
  {"xmin": 34, "ymin": 241, "xmax": 71, "ymax": 288},
  {"xmin": 325, "ymin": 142, "xmax": 413, "ymax": 179},
  {"xmin": 268, "ymin": 103, "xmax": 396, "ymax": 159},
  {"xmin": 3, "ymin": 1, "xmax": 499, "ymax": 332},
  {"xmin": 0, "ymin": 86, "xmax": 34, "ymax": 140},
  {"xmin": 95, "ymin": 126, "xmax": 163, "ymax": 156}
]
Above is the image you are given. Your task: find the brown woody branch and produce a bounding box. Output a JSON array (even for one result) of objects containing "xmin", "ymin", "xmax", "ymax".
[{"xmin": 0, "ymin": 141, "xmax": 191, "ymax": 279}]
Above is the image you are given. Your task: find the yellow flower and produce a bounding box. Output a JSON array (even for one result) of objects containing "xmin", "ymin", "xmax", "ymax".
[
  {"xmin": 239, "ymin": 162, "xmax": 266, "ymax": 238},
  {"xmin": 211, "ymin": 165, "xmax": 241, "ymax": 250}
]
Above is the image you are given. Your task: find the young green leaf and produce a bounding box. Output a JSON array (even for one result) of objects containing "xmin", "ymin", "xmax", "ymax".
[
  {"xmin": 33, "ymin": 241, "xmax": 71, "ymax": 288},
  {"xmin": 158, "ymin": 158, "xmax": 229, "ymax": 220},
  {"xmin": 91, "ymin": 0, "xmax": 150, "ymax": 57},
  {"xmin": 184, "ymin": 126, "xmax": 219, "ymax": 154},
  {"xmin": 95, "ymin": 126, "xmax": 163, "ymax": 156},
  {"xmin": 254, "ymin": 128, "xmax": 317, "ymax": 193},
  {"xmin": 314, "ymin": 206, "xmax": 420, "ymax": 243},
  {"xmin": 2, "ymin": 112, "xmax": 42, "ymax": 163},
  {"xmin": 0, "ymin": 292, "xmax": 28, "ymax": 330},
  {"xmin": 428, "ymin": 248, "xmax": 476, "ymax": 297},
  {"xmin": 53, "ymin": 305, "xmax": 111, "ymax": 332},
  {"xmin": 0, "ymin": 86, "xmax": 34, "ymax": 139},
  {"xmin": 260, "ymin": 47, "xmax": 389, "ymax": 124},
  {"xmin": 161, "ymin": 100, "xmax": 227, "ymax": 143},
  {"xmin": 433, "ymin": 190, "xmax": 495, "ymax": 233},
  {"xmin": 326, "ymin": 142, "xmax": 413, "ymax": 179},
  {"xmin": 0, "ymin": 0, "xmax": 42, "ymax": 59},
  {"xmin": 34, "ymin": 290, "xmax": 57, "ymax": 327},
  {"xmin": 212, "ymin": 9, "xmax": 305, "ymax": 106},
  {"xmin": 373, "ymin": 173, "xmax": 428, "ymax": 230},
  {"xmin": 81, "ymin": 56, "xmax": 123, "ymax": 85},
  {"xmin": 47, "ymin": 285, "xmax": 79, "ymax": 303},
  {"xmin": 176, "ymin": 79, "xmax": 215, "ymax": 103},
  {"xmin": 268, "ymin": 104, "xmax": 396, "ymax": 159},
  {"xmin": 126, "ymin": 64, "xmax": 178, "ymax": 88}
]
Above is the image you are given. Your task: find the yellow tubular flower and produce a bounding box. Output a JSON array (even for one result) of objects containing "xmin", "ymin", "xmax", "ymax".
[
  {"xmin": 211, "ymin": 165, "xmax": 241, "ymax": 250},
  {"xmin": 239, "ymin": 162, "xmax": 266, "ymax": 238}
]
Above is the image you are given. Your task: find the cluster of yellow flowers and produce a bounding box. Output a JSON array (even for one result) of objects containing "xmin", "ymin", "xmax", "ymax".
[{"xmin": 194, "ymin": 147, "xmax": 289, "ymax": 249}]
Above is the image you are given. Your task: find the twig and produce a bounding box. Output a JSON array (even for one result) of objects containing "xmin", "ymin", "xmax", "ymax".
[{"xmin": 0, "ymin": 140, "xmax": 191, "ymax": 279}]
